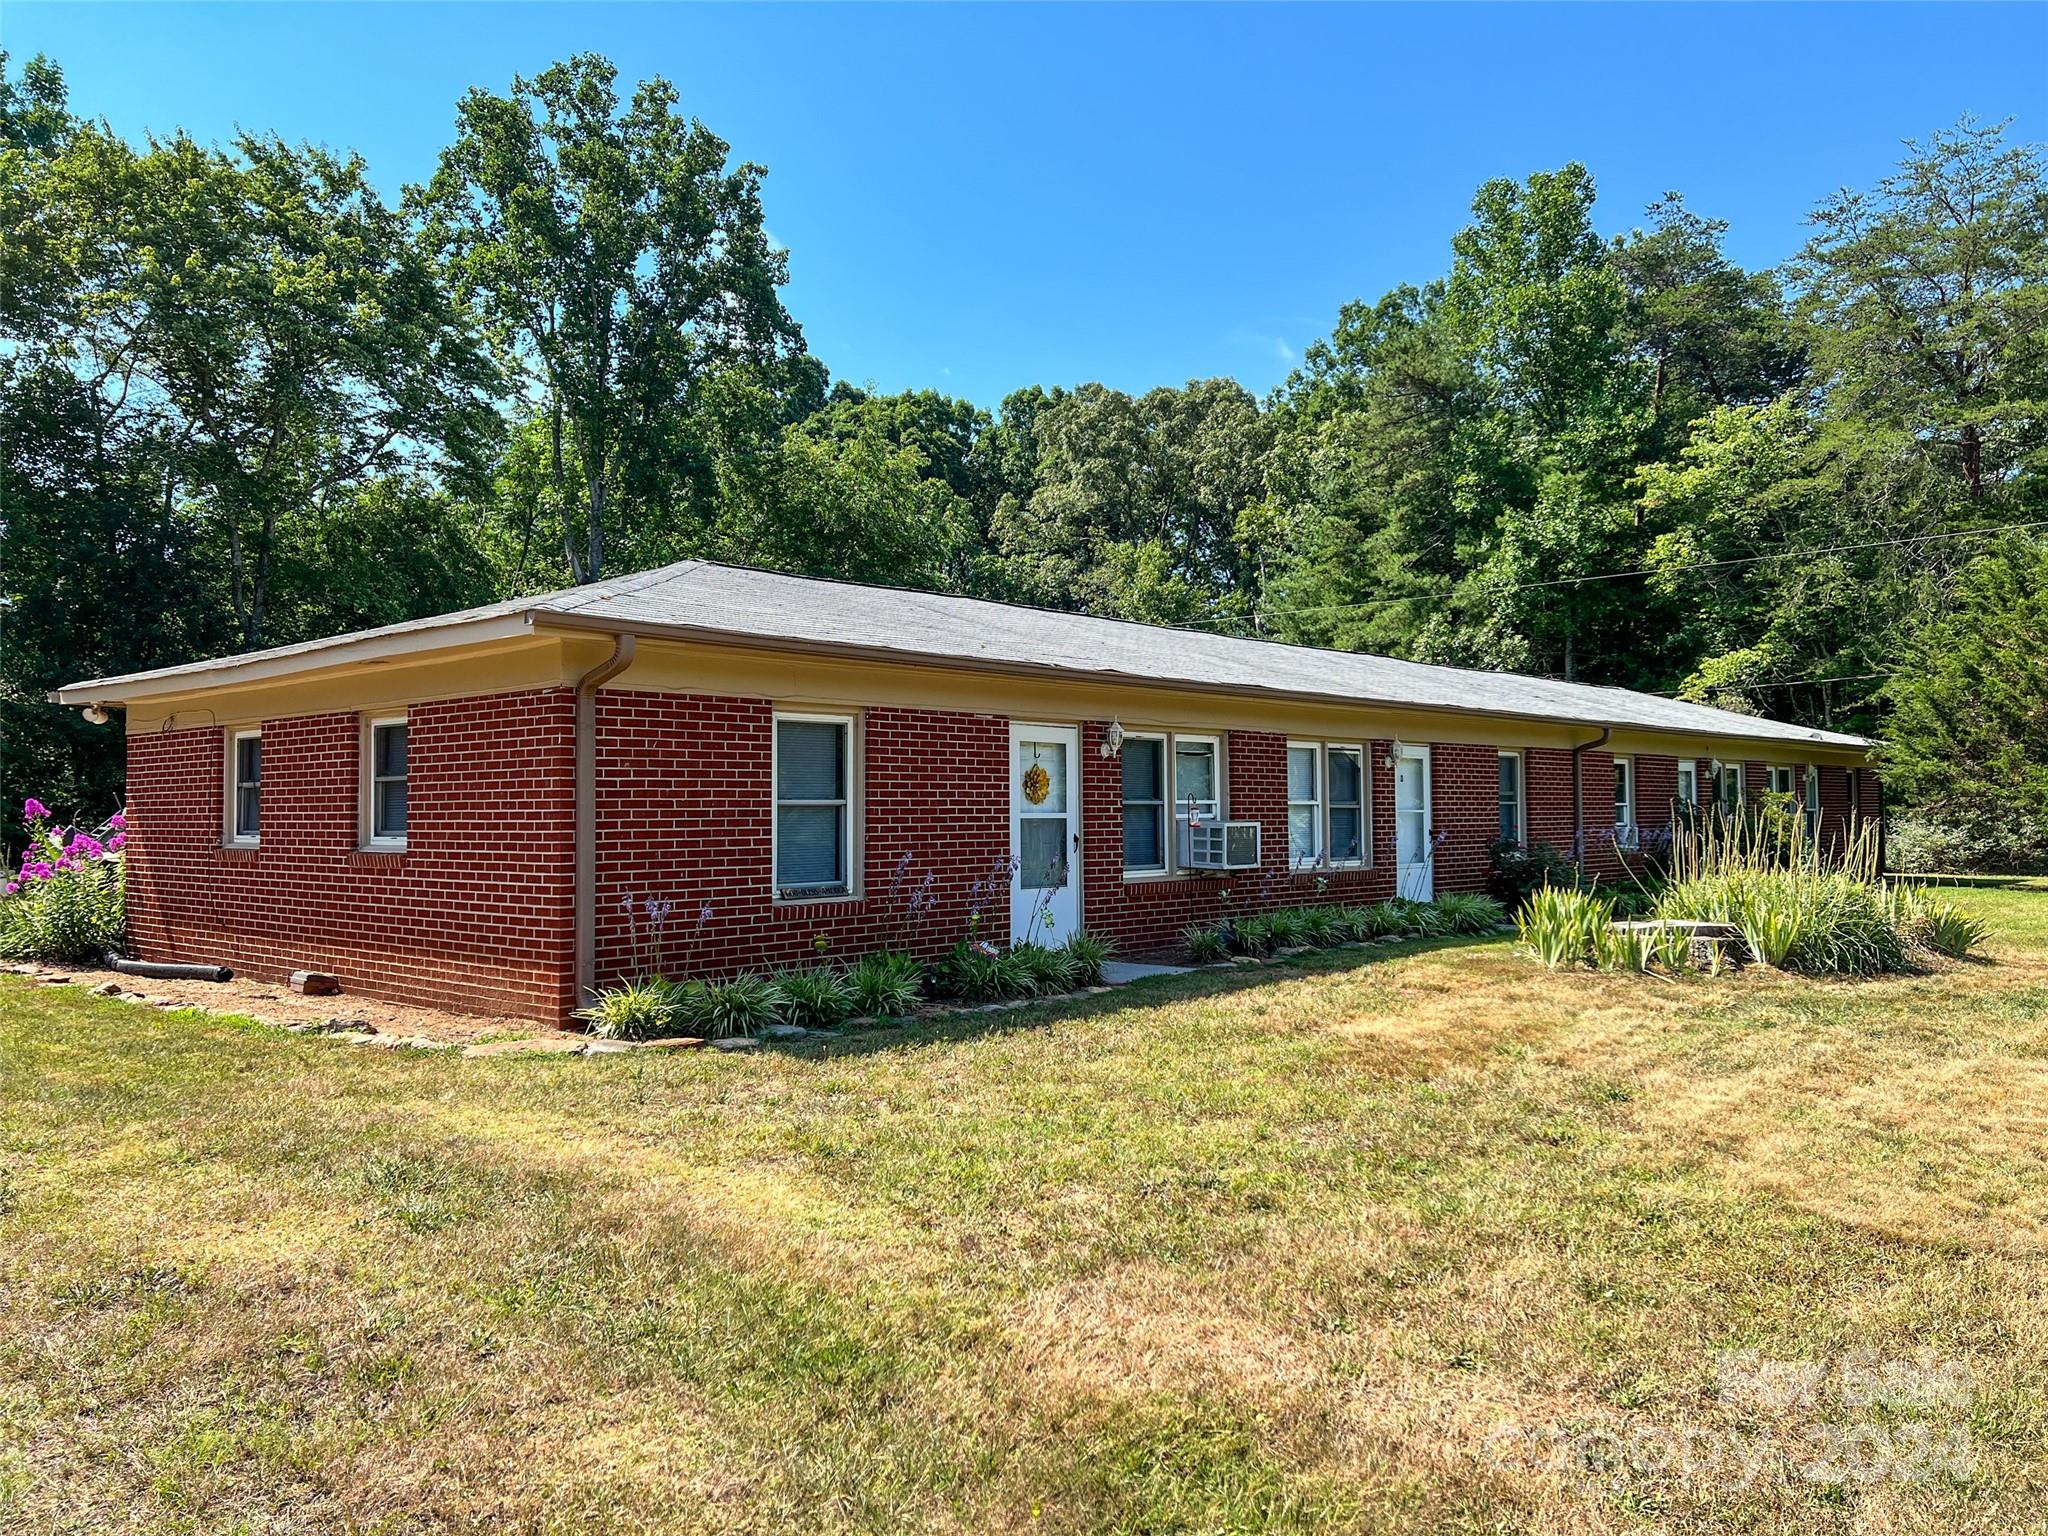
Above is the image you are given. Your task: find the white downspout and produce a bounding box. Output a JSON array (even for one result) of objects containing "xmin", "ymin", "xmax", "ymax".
[{"xmin": 573, "ymin": 633, "xmax": 636, "ymax": 1007}]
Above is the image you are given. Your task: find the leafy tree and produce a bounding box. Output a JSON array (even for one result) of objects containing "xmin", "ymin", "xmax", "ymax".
[
  {"xmin": 9, "ymin": 106, "xmax": 500, "ymax": 647},
  {"xmin": 1885, "ymin": 537, "xmax": 2048, "ymax": 865},
  {"xmin": 419, "ymin": 54, "xmax": 803, "ymax": 584},
  {"xmin": 1792, "ymin": 117, "xmax": 2048, "ymax": 509}
]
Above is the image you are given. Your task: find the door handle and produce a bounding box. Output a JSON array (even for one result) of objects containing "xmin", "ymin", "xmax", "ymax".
[{"xmin": 1072, "ymin": 831, "xmax": 1083, "ymax": 851}]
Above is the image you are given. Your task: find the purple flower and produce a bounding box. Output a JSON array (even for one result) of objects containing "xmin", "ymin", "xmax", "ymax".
[
  {"xmin": 107, "ymin": 812, "xmax": 127, "ymax": 830},
  {"xmin": 21, "ymin": 861, "xmax": 52, "ymax": 881},
  {"xmin": 107, "ymin": 833, "xmax": 125, "ymax": 852},
  {"xmin": 3, "ymin": 883, "xmax": 16, "ymax": 895},
  {"xmin": 22, "ymin": 798, "xmax": 47, "ymax": 821},
  {"xmin": 697, "ymin": 902, "xmax": 713, "ymax": 925}
]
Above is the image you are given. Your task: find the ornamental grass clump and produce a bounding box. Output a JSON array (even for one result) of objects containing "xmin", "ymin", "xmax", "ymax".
[
  {"xmin": 575, "ymin": 977, "xmax": 685, "ymax": 1040},
  {"xmin": 1006, "ymin": 941, "xmax": 1079, "ymax": 997},
  {"xmin": 0, "ymin": 801, "xmax": 127, "ymax": 963},
  {"xmin": 1517, "ymin": 886, "xmax": 1608, "ymax": 969},
  {"xmin": 1433, "ymin": 892, "xmax": 1508, "ymax": 935},
  {"xmin": 1060, "ymin": 931, "xmax": 1116, "ymax": 986},
  {"xmin": 772, "ymin": 966, "xmax": 854, "ymax": 1029},
  {"xmin": 847, "ymin": 952, "xmax": 925, "ymax": 1017},
  {"xmin": 1654, "ymin": 814, "xmax": 1920, "ymax": 976},
  {"xmin": 697, "ymin": 974, "xmax": 785, "ymax": 1038},
  {"xmin": 1182, "ymin": 925, "xmax": 1229, "ymax": 964}
]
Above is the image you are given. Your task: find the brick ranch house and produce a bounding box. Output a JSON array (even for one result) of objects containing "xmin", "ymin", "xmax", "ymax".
[{"xmin": 55, "ymin": 560, "xmax": 1878, "ymax": 1025}]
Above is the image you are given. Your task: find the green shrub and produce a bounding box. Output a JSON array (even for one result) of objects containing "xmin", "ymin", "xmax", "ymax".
[
  {"xmin": 1517, "ymin": 886, "xmax": 1608, "ymax": 969},
  {"xmin": 1183, "ymin": 925, "xmax": 1229, "ymax": 964},
  {"xmin": 1007, "ymin": 941, "xmax": 1078, "ymax": 997},
  {"xmin": 698, "ymin": 974, "xmax": 785, "ymax": 1038},
  {"xmin": 847, "ymin": 952, "xmax": 925, "ymax": 1017},
  {"xmin": 1061, "ymin": 931, "xmax": 1116, "ymax": 986},
  {"xmin": 772, "ymin": 966, "xmax": 854, "ymax": 1028},
  {"xmin": 574, "ymin": 977, "xmax": 683, "ymax": 1040},
  {"xmin": 1433, "ymin": 892, "xmax": 1508, "ymax": 934},
  {"xmin": 1486, "ymin": 837, "xmax": 1575, "ymax": 910}
]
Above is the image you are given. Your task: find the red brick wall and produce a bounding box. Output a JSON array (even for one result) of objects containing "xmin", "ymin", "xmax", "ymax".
[
  {"xmin": 123, "ymin": 690, "xmax": 577, "ymax": 1020},
  {"xmin": 591, "ymin": 692, "xmax": 1010, "ymax": 983}
]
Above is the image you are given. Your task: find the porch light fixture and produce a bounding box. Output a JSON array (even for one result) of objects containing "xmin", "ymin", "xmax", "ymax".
[
  {"xmin": 1099, "ymin": 717, "xmax": 1126, "ymax": 758},
  {"xmin": 1381, "ymin": 740, "xmax": 1407, "ymax": 771},
  {"xmin": 82, "ymin": 704, "xmax": 110, "ymax": 725}
]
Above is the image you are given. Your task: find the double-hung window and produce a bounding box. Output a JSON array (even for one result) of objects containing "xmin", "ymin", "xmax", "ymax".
[
  {"xmin": 1287, "ymin": 744, "xmax": 1323, "ymax": 866},
  {"xmin": 1287, "ymin": 742, "xmax": 1369, "ymax": 868},
  {"xmin": 774, "ymin": 713, "xmax": 854, "ymax": 899},
  {"xmin": 1676, "ymin": 760, "xmax": 1698, "ymax": 807},
  {"xmin": 1497, "ymin": 751, "xmax": 1525, "ymax": 846},
  {"xmin": 227, "ymin": 729, "xmax": 262, "ymax": 845},
  {"xmin": 363, "ymin": 717, "xmax": 408, "ymax": 849},
  {"xmin": 1122, "ymin": 732, "xmax": 1227, "ymax": 875},
  {"xmin": 1121, "ymin": 736, "xmax": 1168, "ymax": 874},
  {"xmin": 1804, "ymin": 765, "xmax": 1821, "ymax": 838},
  {"xmin": 1172, "ymin": 735, "xmax": 1221, "ymax": 867},
  {"xmin": 1767, "ymin": 765, "xmax": 1795, "ymax": 798},
  {"xmin": 1326, "ymin": 746, "xmax": 1367, "ymax": 866},
  {"xmin": 1613, "ymin": 757, "xmax": 1636, "ymax": 849}
]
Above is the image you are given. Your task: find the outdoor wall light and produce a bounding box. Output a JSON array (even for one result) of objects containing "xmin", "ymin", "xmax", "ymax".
[{"xmin": 1099, "ymin": 717, "xmax": 1126, "ymax": 758}]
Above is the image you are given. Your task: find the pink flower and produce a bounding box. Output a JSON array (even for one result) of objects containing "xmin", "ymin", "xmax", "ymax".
[
  {"xmin": 53, "ymin": 858, "xmax": 72, "ymax": 874},
  {"xmin": 67, "ymin": 833, "xmax": 104, "ymax": 860},
  {"xmin": 3, "ymin": 883, "xmax": 16, "ymax": 896},
  {"xmin": 107, "ymin": 812, "xmax": 127, "ymax": 830},
  {"xmin": 21, "ymin": 861, "xmax": 52, "ymax": 881},
  {"xmin": 22, "ymin": 798, "xmax": 46, "ymax": 820},
  {"xmin": 107, "ymin": 832, "xmax": 126, "ymax": 852}
]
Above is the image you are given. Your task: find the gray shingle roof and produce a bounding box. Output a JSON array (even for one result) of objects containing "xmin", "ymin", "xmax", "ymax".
[{"xmin": 60, "ymin": 558, "xmax": 1870, "ymax": 751}]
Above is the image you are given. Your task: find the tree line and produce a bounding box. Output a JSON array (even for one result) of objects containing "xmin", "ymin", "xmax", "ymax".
[{"xmin": 4, "ymin": 52, "xmax": 2044, "ymax": 863}]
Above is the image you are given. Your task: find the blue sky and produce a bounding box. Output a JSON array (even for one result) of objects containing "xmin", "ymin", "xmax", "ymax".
[{"xmin": 9, "ymin": 3, "xmax": 2044, "ymax": 407}]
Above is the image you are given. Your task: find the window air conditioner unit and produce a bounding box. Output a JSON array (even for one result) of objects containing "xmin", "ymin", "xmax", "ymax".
[{"xmin": 1184, "ymin": 820, "xmax": 1262, "ymax": 871}]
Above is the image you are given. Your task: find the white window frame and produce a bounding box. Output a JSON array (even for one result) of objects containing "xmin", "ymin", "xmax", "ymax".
[
  {"xmin": 1286, "ymin": 741, "xmax": 1324, "ymax": 868},
  {"xmin": 1120, "ymin": 732, "xmax": 1170, "ymax": 876},
  {"xmin": 1325, "ymin": 744, "xmax": 1370, "ymax": 868},
  {"xmin": 1171, "ymin": 733, "xmax": 1223, "ymax": 871},
  {"xmin": 360, "ymin": 714, "xmax": 409, "ymax": 851},
  {"xmin": 1613, "ymin": 756, "xmax": 1637, "ymax": 849},
  {"xmin": 1767, "ymin": 764, "xmax": 1795, "ymax": 798},
  {"xmin": 1497, "ymin": 750, "xmax": 1526, "ymax": 847},
  {"xmin": 1717, "ymin": 761, "xmax": 1744, "ymax": 817},
  {"xmin": 225, "ymin": 728, "xmax": 262, "ymax": 847},
  {"xmin": 1804, "ymin": 764, "xmax": 1821, "ymax": 837},
  {"xmin": 771, "ymin": 710, "xmax": 859, "ymax": 902},
  {"xmin": 1676, "ymin": 760, "xmax": 1698, "ymax": 807},
  {"xmin": 1282, "ymin": 740, "xmax": 1371, "ymax": 870}
]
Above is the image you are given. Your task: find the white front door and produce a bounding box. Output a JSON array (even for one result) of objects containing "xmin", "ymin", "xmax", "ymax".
[
  {"xmin": 1011, "ymin": 724, "xmax": 1081, "ymax": 945},
  {"xmin": 1394, "ymin": 745, "xmax": 1433, "ymax": 901}
]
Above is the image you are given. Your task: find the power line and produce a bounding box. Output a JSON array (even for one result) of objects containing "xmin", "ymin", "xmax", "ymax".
[{"xmin": 1654, "ymin": 669, "xmax": 1895, "ymax": 698}]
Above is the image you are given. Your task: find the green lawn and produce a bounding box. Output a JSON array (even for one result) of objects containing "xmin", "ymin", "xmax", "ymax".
[{"xmin": 6, "ymin": 893, "xmax": 2048, "ymax": 1534}]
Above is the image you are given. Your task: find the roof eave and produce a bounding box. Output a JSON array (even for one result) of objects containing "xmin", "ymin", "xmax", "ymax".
[
  {"xmin": 525, "ymin": 610, "xmax": 1871, "ymax": 755},
  {"xmin": 49, "ymin": 612, "xmax": 544, "ymax": 707}
]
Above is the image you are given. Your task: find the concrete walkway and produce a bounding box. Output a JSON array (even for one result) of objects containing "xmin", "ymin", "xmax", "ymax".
[{"xmin": 1102, "ymin": 960, "xmax": 1192, "ymax": 984}]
